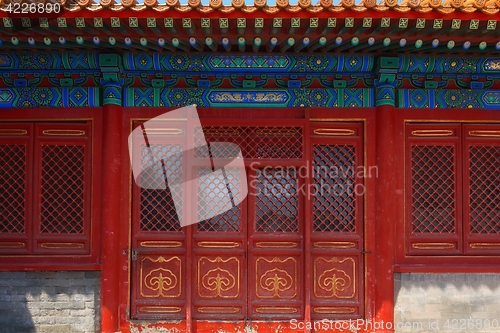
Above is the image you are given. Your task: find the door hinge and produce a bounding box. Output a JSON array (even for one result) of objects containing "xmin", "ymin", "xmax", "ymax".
[
  {"xmin": 361, "ymin": 251, "xmax": 372, "ymax": 254},
  {"xmin": 131, "ymin": 250, "xmax": 138, "ymax": 261}
]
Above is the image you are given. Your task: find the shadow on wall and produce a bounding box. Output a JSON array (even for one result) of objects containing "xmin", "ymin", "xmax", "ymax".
[
  {"xmin": 0, "ymin": 271, "xmax": 100, "ymax": 333},
  {"xmin": 0, "ymin": 272, "xmax": 35, "ymax": 333}
]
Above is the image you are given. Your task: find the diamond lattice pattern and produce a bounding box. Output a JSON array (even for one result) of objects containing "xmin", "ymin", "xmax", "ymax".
[
  {"xmin": 469, "ymin": 146, "xmax": 500, "ymax": 234},
  {"xmin": 255, "ymin": 168, "xmax": 298, "ymax": 232},
  {"xmin": 411, "ymin": 145, "xmax": 456, "ymax": 233},
  {"xmin": 197, "ymin": 167, "xmax": 241, "ymax": 232},
  {"xmin": 0, "ymin": 145, "xmax": 26, "ymax": 233},
  {"xmin": 313, "ymin": 145, "xmax": 356, "ymax": 233},
  {"xmin": 139, "ymin": 144, "xmax": 182, "ymax": 232},
  {"xmin": 40, "ymin": 145, "xmax": 85, "ymax": 234},
  {"xmin": 195, "ymin": 126, "xmax": 303, "ymax": 159}
]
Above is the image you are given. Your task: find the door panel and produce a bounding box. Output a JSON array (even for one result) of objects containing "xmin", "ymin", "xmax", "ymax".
[
  {"xmin": 309, "ymin": 123, "xmax": 364, "ymax": 319},
  {"xmin": 192, "ymin": 166, "xmax": 247, "ymax": 319},
  {"xmin": 130, "ymin": 121, "xmax": 187, "ymax": 319},
  {"xmin": 248, "ymin": 167, "xmax": 304, "ymax": 319}
]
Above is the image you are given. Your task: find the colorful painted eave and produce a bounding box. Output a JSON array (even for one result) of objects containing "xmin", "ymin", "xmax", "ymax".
[{"xmin": 1, "ymin": 0, "xmax": 499, "ymax": 15}]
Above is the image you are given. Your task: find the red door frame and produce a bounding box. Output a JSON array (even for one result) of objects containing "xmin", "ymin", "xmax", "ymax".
[{"xmin": 113, "ymin": 107, "xmax": 384, "ymax": 333}]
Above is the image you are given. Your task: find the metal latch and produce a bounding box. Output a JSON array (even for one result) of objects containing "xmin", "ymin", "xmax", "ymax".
[{"xmin": 131, "ymin": 250, "xmax": 138, "ymax": 261}]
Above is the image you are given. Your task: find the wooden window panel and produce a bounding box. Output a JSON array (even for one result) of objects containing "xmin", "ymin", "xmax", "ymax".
[
  {"xmin": 406, "ymin": 123, "xmax": 462, "ymax": 255},
  {"xmin": 0, "ymin": 123, "xmax": 33, "ymax": 255},
  {"xmin": 32, "ymin": 123, "xmax": 92, "ymax": 255},
  {"xmin": 463, "ymin": 124, "xmax": 500, "ymax": 255}
]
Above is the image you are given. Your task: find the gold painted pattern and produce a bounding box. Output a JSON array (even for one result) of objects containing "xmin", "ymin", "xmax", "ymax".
[
  {"xmin": 256, "ymin": 257, "xmax": 297, "ymax": 299},
  {"xmin": 198, "ymin": 241, "xmax": 239, "ymax": 248},
  {"xmin": 314, "ymin": 241, "xmax": 356, "ymax": 249},
  {"xmin": 203, "ymin": 129, "xmax": 241, "ymax": 136},
  {"xmin": 0, "ymin": 242, "xmax": 25, "ymax": 248},
  {"xmin": 255, "ymin": 242, "xmax": 297, "ymax": 248},
  {"xmin": 139, "ymin": 306, "xmax": 181, "ymax": 313},
  {"xmin": 468, "ymin": 130, "xmax": 500, "ymax": 137},
  {"xmin": 142, "ymin": 128, "xmax": 183, "ymax": 135},
  {"xmin": 140, "ymin": 241, "xmax": 182, "ymax": 248},
  {"xmin": 255, "ymin": 128, "xmax": 298, "ymax": 136},
  {"xmin": 412, "ymin": 242, "xmax": 455, "ymax": 249},
  {"xmin": 197, "ymin": 307, "xmax": 239, "ymax": 313},
  {"xmin": 255, "ymin": 307, "xmax": 297, "ymax": 314},
  {"xmin": 469, "ymin": 243, "xmax": 500, "ymax": 248},
  {"xmin": 40, "ymin": 243, "xmax": 84, "ymax": 249},
  {"xmin": 313, "ymin": 128, "xmax": 355, "ymax": 136},
  {"xmin": 314, "ymin": 257, "xmax": 355, "ymax": 299},
  {"xmin": 140, "ymin": 256, "xmax": 182, "ymax": 298},
  {"xmin": 198, "ymin": 256, "xmax": 240, "ymax": 298},
  {"xmin": 143, "ymin": 268, "xmax": 178, "ymax": 297},
  {"xmin": 411, "ymin": 129, "xmax": 454, "ymax": 137},
  {"xmin": 42, "ymin": 129, "xmax": 86, "ymax": 136},
  {"xmin": 313, "ymin": 307, "xmax": 356, "ymax": 314},
  {"xmin": 0, "ymin": 129, "xmax": 27, "ymax": 136}
]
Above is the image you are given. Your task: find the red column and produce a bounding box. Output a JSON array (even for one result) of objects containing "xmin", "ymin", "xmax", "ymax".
[
  {"xmin": 375, "ymin": 104, "xmax": 396, "ymax": 332},
  {"xmin": 100, "ymin": 100, "xmax": 122, "ymax": 333}
]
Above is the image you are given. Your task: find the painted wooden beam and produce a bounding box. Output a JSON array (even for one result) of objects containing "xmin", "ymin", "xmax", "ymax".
[
  {"xmin": 222, "ymin": 37, "xmax": 231, "ymax": 51},
  {"xmin": 295, "ymin": 37, "xmax": 310, "ymax": 51},
  {"xmin": 253, "ymin": 37, "xmax": 262, "ymax": 52},
  {"xmin": 205, "ymin": 37, "xmax": 217, "ymax": 51},
  {"xmin": 238, "ymin": 37, "xmax": 246, "ymax": 52},
  {"xmin": 267, "ymin": 37, "xmax": 278, "ymax": 52},
  {"xmin": 309, "ymin": 37, "xmax": 327, "ymax": 51}
]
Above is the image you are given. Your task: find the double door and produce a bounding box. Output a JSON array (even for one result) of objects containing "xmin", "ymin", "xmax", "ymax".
[{"xmin": 130, "ymin": 120, "xmax": 364, "ymax": 321}]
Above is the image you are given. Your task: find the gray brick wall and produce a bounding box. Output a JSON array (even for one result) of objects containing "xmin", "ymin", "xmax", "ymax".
[
  {"xmin": 395, "ymin": 273, "xmax": 500, "ymax": 333},
  {"xmin": 0, "ymin": 271, "xmax": 100, "ymax": 333}
]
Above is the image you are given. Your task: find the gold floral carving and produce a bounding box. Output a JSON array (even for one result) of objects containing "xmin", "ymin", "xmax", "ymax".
[
  {"xmin": 314, "ymin": 257, "xmax": 355, "ymax": 299},
  {"xmin": 256, "ymin": 257, "xmax": 297, "ymax": 299},
  {"xmin": 198, "ymin": 257, "xmax": 240, "ymax": 298},
  {"xmin": 140, "ymin": 256, "xmax": 181, "ymax": 298},
  {"xmin": 143, "ymin": 268, "xmax": 178, "ymax": 297}
]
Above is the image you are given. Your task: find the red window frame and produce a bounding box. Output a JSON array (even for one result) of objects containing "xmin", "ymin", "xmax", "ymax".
[
  {"xmin": 0, "ymin": 109, "xmax": 102, "ymax": 269},
  {"xmin": 394, "ymin": 109, "xmax": 500, "ymax": 271}
]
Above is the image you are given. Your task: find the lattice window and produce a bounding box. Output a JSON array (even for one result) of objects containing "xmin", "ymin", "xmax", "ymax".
[
  {"xmin": 255, "ymin": 168, "xmax": 298, "ymax": 232},
  {"xmin": 313, "ymin": 145, "xmax": 356, "ymax": 233},
  {"xmin": 0, "ymin": 145, "xmax": 26, "ymax": 233},
  {"xmin": 469, "ymin": 146, "xmax": 500, "ymax": 234},
  {"xmin": 248, "ymin": 127, "xmax": 302, "ymax": 159},
  {"xmin": 411, "ymin": 145, "xmax": 456, "ymax": 233},
  {"xmin": 197, "ymin": 167, "xmax": 241, "ymax": 232},
  {"xmin": 196, "ymin": 126, "xmax": 303, "ymax": 159},
  {"xmin": 139, "ymin": 144, "xmax": 182, "ymax": 232},
  {"xmin": 39, "ymin": 145, "xmax": 85, "ymax": 234}
]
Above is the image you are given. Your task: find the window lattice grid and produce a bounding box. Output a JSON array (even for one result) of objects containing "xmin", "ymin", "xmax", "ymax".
[
  {"xmin": 195, "ymin": 126, "xmax": 303, "ymax": 159},
  {"xmin": 40, "ymin": 145, "xmax": 85, "ymax": 234},
  {"xmin": 469, "ymin": 145, "xmax": 500, "ymax": 234},
  {"xmin": 0, "ymin": 144, "xmax": 26, "ymax": 233},
  {"xmin": 255, "ymin": 168, "xmax": 299, "ymax": 233},
  {"xmin": 313, "ymin": 145, "xmax": 357, "ymax": 233},
  {"xmin": 411, "ymin": 145, "xmax": 456, "ymax": 234},
  {"xmin": 197, "ymin": 167, "xmax": 241, "ymax": 232},
  {"xmin": 139, "ymin": 144, "xmax": 182, "ymax": 232}
]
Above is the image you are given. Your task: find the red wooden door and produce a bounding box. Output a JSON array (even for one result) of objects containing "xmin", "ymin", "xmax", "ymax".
[{"xmin": 130, "ymin": 118, "xmax": 366, "ymax": 321}]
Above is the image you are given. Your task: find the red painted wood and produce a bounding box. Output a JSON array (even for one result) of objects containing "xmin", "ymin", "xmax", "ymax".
[
  {"xmin": 100, "ymin": 104, "xmax": 122, "ymax": 333},
  {"xmin": 0, "ymin": 108, "xmax": 102, "ymax": 269},
  {"xmin": 405, "ymin": 123, "xmax": 463, "ymax": 256},
  {"xmin": 394, "ymin": 109, "xmax": 500, "ymax": 269},
  {"xmin": 374, "ymin": 105, "xmax": 395, "ymax": 331}
]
